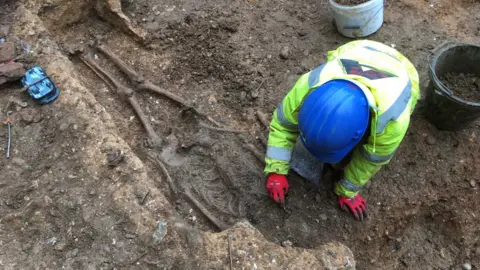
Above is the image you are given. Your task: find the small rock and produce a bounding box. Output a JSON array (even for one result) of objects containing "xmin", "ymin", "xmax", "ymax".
[
  {"xmin": 240, "ymin": 91, "xmax": 247, "ymax": 101},
  {"xmin": 462, "ymin": 263, "xmax": 472, "ymax": 270},
  {"xmin": 470, "ymin": 180, "xmax": 477, "ymax": 188},
  {"xmin": 12, "ymin": 158, "xmax": 26, "ymax": 166},
  {"xmin": 59, "ymin": 123, "xmax": 69, "ymax": 131},
  {"xmin": 0, "ymin": 62, "xmax": 25, "ymax": 84},
  {"xmin": 33, "ymin": 114, "xmax": 42, "ymax": 123},
  {"xmin": 319, "ymin": 214, "xmax": 328, "ymax": 221},
  {"xmin": 297, "ymin": 30, "xmax": 307, "ymax": 37},
  {"xmin": 281, "ymin": 240, "xmax": 293, "ymax": 247},
  {"xmin": 71, "ymin": 248, "xmax": 79, "ymax": 257},
  {"xmin": 107, "ymin": 149, "xmax": 124, "ymax": 167},
  {"xmin": 54, "ymin": 242, "xmax": 67, "ymax": 251},
  {"xmin": 425, "ymin": 136, "xmax": 436, "ymax": 145},
  {"xmin": 46, "ymin": 237, "xmax": 57, "ymax": 245},
  {"xmin": 251, "ymin": 88, "xmax": 259, "ymax": 99},
  {"xmin": 280, "ymin": 46, "xmax": 290, "ymax": 60},
  {"xmin": 152, "ymin": 220, "xmax": 168, "ymax": 245},
  {"xmin": 21, "ymin": 113, "xmax": 34, "ymax": 124},
  {"xmin": 125, "ymin": 234, "xmax": 136, "ymax": 239}
]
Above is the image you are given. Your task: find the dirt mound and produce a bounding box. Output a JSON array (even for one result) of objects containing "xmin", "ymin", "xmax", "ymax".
[{"xmin": 440, "ymin": 72, "xmax": 480, "ymax": 102}]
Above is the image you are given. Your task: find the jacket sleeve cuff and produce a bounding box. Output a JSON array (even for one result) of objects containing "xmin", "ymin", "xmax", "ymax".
[{"xmin": 264, "ymin": 158, "xmax": 290, "ymax": 175}]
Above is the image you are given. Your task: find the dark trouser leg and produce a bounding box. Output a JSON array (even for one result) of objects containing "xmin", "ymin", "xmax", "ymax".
[{"xmin": 290, "ymin": 139, "xmax": 324, "ymax": 185}]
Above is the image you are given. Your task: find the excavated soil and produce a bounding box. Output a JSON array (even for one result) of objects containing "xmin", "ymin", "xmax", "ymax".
[
  {"xmin": 1, "ymin": 0, "xmax": 480, "ymax": 269},
  {"xmin": 441, "ymin": 72, "xmax": 480, "ymax": 102},
  {"xmin": 334, "ymin": 0, "xmax": 370, "ymax": 6}
]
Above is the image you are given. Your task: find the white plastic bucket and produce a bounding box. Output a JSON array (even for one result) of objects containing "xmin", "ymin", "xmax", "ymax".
[{"xmin": 329, "ymin": 0, "xmax": 384, "ymax": 38}]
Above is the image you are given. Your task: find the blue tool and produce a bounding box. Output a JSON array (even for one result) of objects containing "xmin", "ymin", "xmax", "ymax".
[{"xmin": 21, "ymin": 66, "xmax": 59, "ymax": 104}]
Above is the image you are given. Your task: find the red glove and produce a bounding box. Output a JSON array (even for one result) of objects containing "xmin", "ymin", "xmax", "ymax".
[
  {"xmin": 266, "ymin": 173, "xmax": 289, "ymax": 204},
  {"xmin": 338, "ymin": 194, "xmax": 368, "ymax": 221}
]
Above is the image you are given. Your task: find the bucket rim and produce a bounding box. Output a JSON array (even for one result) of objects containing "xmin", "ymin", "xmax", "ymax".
[
  {"xmin": 328, "ymin": 0, "xmax": 383, "ymax": 10},
  {"xmin": 428, "ymin": 41, "xmax": 480, "ymax": 107}
]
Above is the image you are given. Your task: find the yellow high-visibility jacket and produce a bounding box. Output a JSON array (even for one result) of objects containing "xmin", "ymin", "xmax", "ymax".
[{"xmin": 265, "ymin": 40, "xmax": 420, "ymax": 198}]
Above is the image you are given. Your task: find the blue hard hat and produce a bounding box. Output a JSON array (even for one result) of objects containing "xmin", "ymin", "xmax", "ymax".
[{"xmin": 298, "ymin": 79, "xmax": 370, "ymax": 163}]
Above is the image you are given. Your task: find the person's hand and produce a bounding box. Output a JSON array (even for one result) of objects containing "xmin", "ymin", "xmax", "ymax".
[
  {"xmin": 266, "ymin": 173, "xmax": 289, "ymax": 204},
  {"xmin": 338, "ymin": 194, "xmax": 368, "ymax": 221}
]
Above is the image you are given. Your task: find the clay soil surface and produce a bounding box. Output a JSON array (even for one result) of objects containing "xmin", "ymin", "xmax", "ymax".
[
  {"xmin": 441, "ymin": 72, "xmax": 480, "ymax": 102},
  {"xmin": 1, "ymin": 0, "xmax": 480, "ymax": 269}
]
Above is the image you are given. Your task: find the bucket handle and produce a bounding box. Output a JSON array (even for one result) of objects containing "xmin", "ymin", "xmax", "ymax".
[
  {"xmin": 343, "ymin": 0, "xmax": 385, "ymax": 30},
  {"xmin": 428, "ymin": 40, "xmax": 478, "ymax": 96}
]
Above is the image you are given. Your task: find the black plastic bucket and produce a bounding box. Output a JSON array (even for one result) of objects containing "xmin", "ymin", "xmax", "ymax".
[{"xmin": 424, "ymin": 41, "xmax": 480, "ymax": 131}]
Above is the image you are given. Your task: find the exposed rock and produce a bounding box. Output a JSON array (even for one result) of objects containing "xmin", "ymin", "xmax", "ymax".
[
  {"xmin": 0, "ymin": 62, "xmax": 25, "ymax": 85},
  {"xmin": 203, "ymin": 221, "xmax": 355, "ymax": 269},
  {"xmin": 95, "ymin": 0, "xmax": 147, "ymax": 41},
  {"xmin": 0, "ymin": 42, "xmax": 16, "ymax": 63}
]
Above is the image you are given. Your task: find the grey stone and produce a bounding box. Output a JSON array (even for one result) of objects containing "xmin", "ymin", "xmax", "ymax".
[
  {"xmin": 425, "ymin": 136, "xmax": 436, "ymax": 145},
  {"xmin": 152, "ymin": 220, "xmax": 168, "ymax": 245},
  {"xmin": 59, "ymin": 123, "xmax": 69, "ymax": 131},
  {"xmin": 12, "ymin": 158, "xmax": 26, "ymax": 166},
  {"xmin": 54, "ymin": 242, "xmax": 66, "ymax": 251},
  {"xmin": 469, "ymin": 180, "xmax": 476, "ymax": 188},
  {"xmin": 251, "ymin": 88, "xmax": 259, "ymax": 99},
  {"xmin": 280, "ymin": 46, "xmax": 290, "ymax": 60},
  {"xmin": 240, "ymin": 91, "xmax": 247, "ymax": 101},
  {"xmin": 281, "ymin": 240, "xmax": 293, "ymax": 247}
]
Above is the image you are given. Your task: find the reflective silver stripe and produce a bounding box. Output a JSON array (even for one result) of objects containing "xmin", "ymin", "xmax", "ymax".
[
  {"xmin": 363, "ymin": 46, "xmax": 401, "ymax": 63},
  {"xmin": 376, "ymin": 80, "xmax": 412, "ymax": 134},
  {"xmin": 360, "ymin": 147, "xmax": 396, "ymax": 163},
  {"xmin": 266, "ymin": 146, "xmax": 292, "ymax": 161},
  {"xmin": 277, "ymin": 102, "xmax": 298, "ymax": 130},
  {"xmin": 340, "ymin": 178, "xmax": 364, "ymax": 192},
  {"xmin": 308, "ymin": 63, "xmax": 326, "ymax": 88}
]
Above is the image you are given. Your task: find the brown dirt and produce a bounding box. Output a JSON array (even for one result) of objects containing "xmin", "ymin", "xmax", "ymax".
[
  {"xmin": 1, "ymin": 0, "xmax": 480, "ymax": 269},
  {"xmin": 440, "ymin": 72, "xmax": 480, "ymax": 102},
  {"xmin": 334, "ymin": 0, "xmax": 370, "ymax": 6}
]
